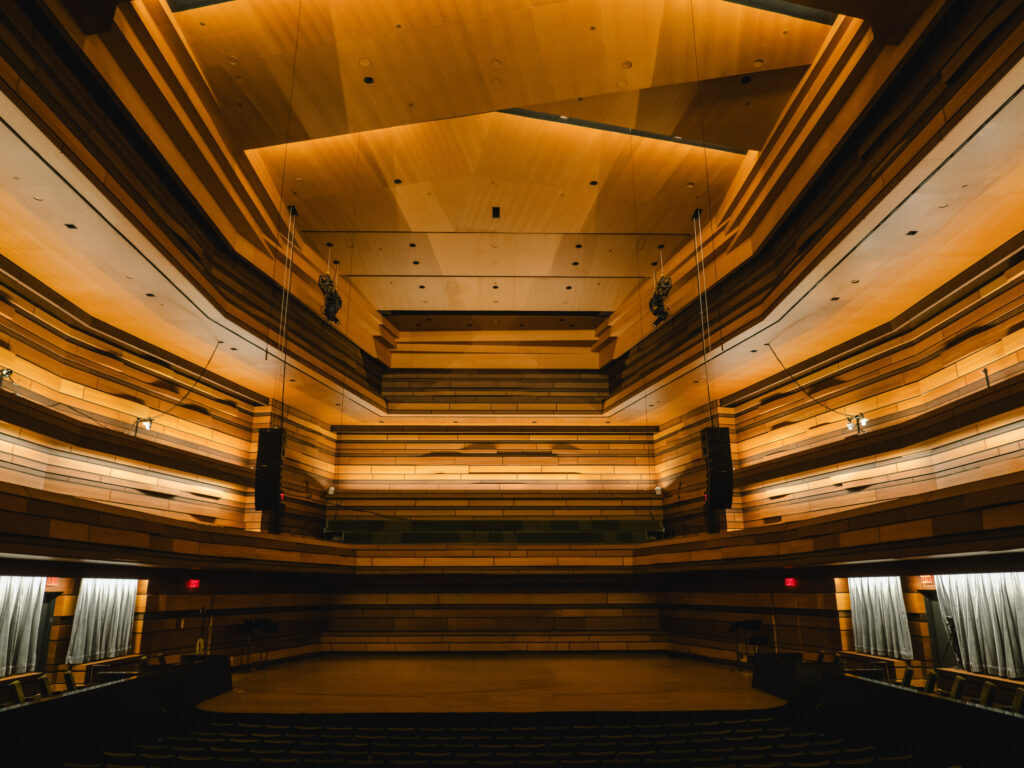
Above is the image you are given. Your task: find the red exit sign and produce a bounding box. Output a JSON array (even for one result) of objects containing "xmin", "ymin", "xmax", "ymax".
[
  {"xmin": 920, "ymin": 574, "xmax": 935, "ymax": 588},
  {"xmin": 784, "ymin": 577, "xmax": 798, "ymax": 588},
  {"xmin": 187, "ymin": 578, "xmax": 201, "ymax": 591},
  {"xmin": 46, "ymin": 576, "xmax": 60, "ymax": 588}
]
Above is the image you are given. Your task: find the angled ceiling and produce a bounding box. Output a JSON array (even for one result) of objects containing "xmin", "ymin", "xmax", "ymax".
[{"xmin": 169, "ymin": 0, "xmax": 831, "ymax": 315}]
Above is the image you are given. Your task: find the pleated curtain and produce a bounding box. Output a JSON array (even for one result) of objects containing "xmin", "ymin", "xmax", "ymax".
[
  {"xmin": 848, "ymin": 576, "xmax": 913, "ymax": 660},
  {"xmin": 0, "ymin": 575, "xmax": 46, "ymax": 676},
  {"xmin": 936, "ymin": 572, "xmax": 1024, "ymax": 678},
  {"xmin": 66, "ymin": 578, "xmax": 138, "ymax": 665}
]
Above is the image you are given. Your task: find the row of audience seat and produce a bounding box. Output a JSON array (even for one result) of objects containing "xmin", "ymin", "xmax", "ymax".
[{"xmin": 57, "ymin": 709, "xmax": 955, "ymax": 767}]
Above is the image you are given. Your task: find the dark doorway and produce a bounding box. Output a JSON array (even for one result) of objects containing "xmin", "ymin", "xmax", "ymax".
[
  {"xmin": 922, "ymin": 590, "xmax": 957, "ymax": 669},
  {"xmin": 34, "ymin": 592, "xmax": 58, "ymax": 674}
]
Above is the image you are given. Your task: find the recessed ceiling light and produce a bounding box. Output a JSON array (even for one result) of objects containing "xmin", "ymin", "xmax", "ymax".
[
  {"xmin": 394, "ymin": 178, "xmax": 402, "ymax": 184},
  {"xmin": 906, "ymin": 230, "xmax": 918, "ymax": 236},
  {"xmin": 831, "ymin": 296, "xmax": 840, "ymax": 301},
  {"xmin": 851, "ymin": 279, "xmax": 860, "ymax": 284},
  {"xmin": 492, "ymin": 285, "xmax": 499, "ymax": 289},
  {"xmin": 572, "ymin": 261, "xmax": 579, "ymax": 266},
  {"xmin": 621, "ymin": 61, "xmax": 632, "ymax": 69},
  {"xmin": 565, "ymin": 285, "xmax": 573, "ymax": 290},
  {"xmin": 363, "ymin": 76, "xmax": 374, "ymax": 84},
  {"xmin": 359, "ymin": 58, "xmax": 371, "ymax": 66},
  {"xmin": 145, "ymin": 293, "xmax": 155, "ymax": 297},
  {"xmin": 657, "ymin": 244, "xmax": 664, "ymax": 249},
  {"xmin": 753, "ymin": 58, "xmax": 764, "ymax": 68},
  {"xmin": 230, "ymin": 347, "xmax": 237, "ymax": 351},
  {"xmin": 409, "ymin": 242, "xmax": 416, "ymax": 247},
  {"xmin": 559, "ymin": 115, "xmax": 568, "ymax": 120},
  {"xmin": 589, "ymin": 180, "xmax": 598, "ymax": 186},
  {"xmin": 64, "ymin": 223, "xmax": 77, "ymax": 229},
  {"xmin": 651, "ymin": 261, "xmax": 657, "ymax": 266},
  {"xmin": 575, "ymin": 243, "xmax": 583, "ymax": 248},
  {"xmin": 418, "ymin": 285, "xmax": 425, "ymax": 289},
  {"xmin": 412, "ymin": 260, "xmax": 420, "ymax": 265}
]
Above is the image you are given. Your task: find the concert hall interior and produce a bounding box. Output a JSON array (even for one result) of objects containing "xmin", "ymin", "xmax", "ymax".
[{"xmin": 1, "ymin": 1, "xmax": 1023, "ymax": 766}]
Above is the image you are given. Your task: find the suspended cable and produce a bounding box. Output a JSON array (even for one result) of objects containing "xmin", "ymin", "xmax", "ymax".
[
  {"xmin": 261, "ymin": 0, "xmax": 305, "ymax": 428},
  {"xmin": 765, "ymin": 342, "xmax": 866, "ymax": 432},
  {"xmin": 626, "ymin": 128, "xmax": 661, "ymax": 527},
  {"xmin": 137, "ymin": 340, "xmax": 223, "ymax": 428}
]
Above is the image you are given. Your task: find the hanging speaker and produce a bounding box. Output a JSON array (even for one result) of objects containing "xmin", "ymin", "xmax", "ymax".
[
  {"xmin": 701, "ymin": 425, "xmax": 733, "ymax": 516},
  {"xmin": 254, "ymin": 427, "xmax": 285, "ymax": 525}
]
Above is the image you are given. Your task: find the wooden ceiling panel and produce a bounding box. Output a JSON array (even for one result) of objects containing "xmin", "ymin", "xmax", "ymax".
[
  {"xmin": 303, "ymin": 233, "xmax": 691, "ymax": 280},
  {"xmin": 252, "ymin": 112, "xmax": 743, "ymax": 235},
  {"xmin": 351, "ymin": 275, "xmax": 639, "ymax": 312},
  {"xmin": 532, "ymin": 65, "xmax": 808, "ymax": 151},
  {"xmin": 173, "ymin": 0, "xmax": 831, "ymax": 148}
]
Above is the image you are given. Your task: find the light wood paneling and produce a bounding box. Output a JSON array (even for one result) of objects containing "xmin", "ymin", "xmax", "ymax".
[{"xmin": 173, "ymin": 0, "xmax": 829, "ymax": 148}]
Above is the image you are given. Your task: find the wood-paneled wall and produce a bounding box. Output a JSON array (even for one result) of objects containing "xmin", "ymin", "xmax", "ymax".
[
  {"xmin": 382, "ymin": 369, "xmax": 608, "ymax": 414},
  {"xmin": 333, "ymin": 425, "xmax": 660, "ymax": 524},
  {"xmin": 661, "ymin": 573, "xmax": 842, "ymax": 663},
  {"xmin": 140, "ymin": 572, "xmax": 330, "ymax": 667},
  {"xmin": 326, "ymin": 579, "xmax": 666, "ymax": 653}
]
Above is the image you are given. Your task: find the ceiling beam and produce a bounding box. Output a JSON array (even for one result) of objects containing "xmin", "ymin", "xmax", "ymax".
[
  {"xmin": 726, "ymin": 0, "xmax": 934, "ymax": 44},
  {"xmin": 499, "ymin": 109, "xmax": 747, "ymax": 156}
]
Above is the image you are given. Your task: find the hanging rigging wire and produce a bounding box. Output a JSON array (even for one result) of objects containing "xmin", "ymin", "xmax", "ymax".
[
  {"xmin": 135, "ymin": 340, "xmax": 223, "ymax": 430},
  {"xmin": 765, "ymin": 342, "xmax": 866, "ymax": 432},
  {"xmin": 691, "ymin": 208, "xmax": 716, "ymax": 427},
  {"xmin": 627, "ymin": 128, "xmax": 662, "ymax": 528},
  {"xmin": 261, "ymin": 0, "xmax": 305, "ymax": 430}
]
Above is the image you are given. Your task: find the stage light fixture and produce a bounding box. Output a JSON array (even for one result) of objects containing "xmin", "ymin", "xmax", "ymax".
[
  {"xmin": 0, "ymin": 368, "xmax": 12, "ymax": 385},
  {"xmin": 134, "ymin": 416, "xmax": 154, "ymax": 435}
]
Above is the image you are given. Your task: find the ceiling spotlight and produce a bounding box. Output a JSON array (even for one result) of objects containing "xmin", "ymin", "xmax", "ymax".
[
  {"xmin": 0, "ymin": 368, "xmax": 12, "ymax": 389},
  {"xmin": 134, "ymin": 416, "xmax": 154, "ymax": 435}
]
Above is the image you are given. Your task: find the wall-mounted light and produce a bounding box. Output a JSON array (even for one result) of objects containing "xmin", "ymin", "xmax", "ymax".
[
  {"xmin": 846, "ymin": 413, "xmax": 868, "ymax": 433},
  {"xmin": 0, "ymin": 368, "xmax": 13, "ymax": 389},
  {"xmin": 654, "ymin": 486, "xmax": 663, "ymax": 496},
  {"xmin": 134, "ymin": 416, "xmax": 154, "ymax": 435}
]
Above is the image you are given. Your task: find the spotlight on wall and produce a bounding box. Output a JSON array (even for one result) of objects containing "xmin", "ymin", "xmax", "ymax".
[
  {"xmin": 326, "ymin": 486, "xmax": 336, "ymax": 496},
  {"xmin": 134, "ymin": 416, "xmax": 154, "ymax": 435},
  {"xmin": 0, "ymin": 368, "xmax": 12, "ymax": 389},
  {"xmin": 846, "ymin": 413, "xmax": 868, "ymax": 434},
  {"xmin": 654, "ymin": 485, "xmax": 663, "ymax": 496}
]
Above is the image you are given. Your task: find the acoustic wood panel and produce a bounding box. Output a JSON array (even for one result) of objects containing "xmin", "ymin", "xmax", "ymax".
[
  {"xmin": 661, "ymin": 573, "xmax": 841, "ymax": 662},
  {"xmin": 333, "ymin": 425, "xmax": 660, "ymax": 526},
  {"xmin": 326, "ymin": 580, "xmax": 666, "ymax": 653},
  {"xmin": 382, "ymin": 369, "xmax": 609, "ymax": 414}
]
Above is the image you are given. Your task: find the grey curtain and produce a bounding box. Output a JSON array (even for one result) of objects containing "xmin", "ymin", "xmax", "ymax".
[
  {"xmin": 849, "ymin": 576, "xmax": 913, "ymax": 660},
  {"xmin": 0, "ymin": 575, "xmax": 46, "ymax": 676},
  {"xmin": 936, "ymin": 572, "xmax": 1024, "ymax": 678},
  {"xmin": 66, "ymin": 578, "xmax": 138, "ymax": 665}
]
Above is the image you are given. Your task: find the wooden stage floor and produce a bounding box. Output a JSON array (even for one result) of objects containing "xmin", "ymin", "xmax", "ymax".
[{"xmin": 200, "ymin": 654, "xmax": 783, "ymax": 714}]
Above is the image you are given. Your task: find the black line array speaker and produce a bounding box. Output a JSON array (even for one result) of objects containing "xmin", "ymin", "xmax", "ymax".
[
  {"xmin": 701, "ymin": 426, "xmax": 733, "ymax": 533},
  {"xmin": 254, "ymin": 427, "xmax": 285, "ymax": 531}
]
